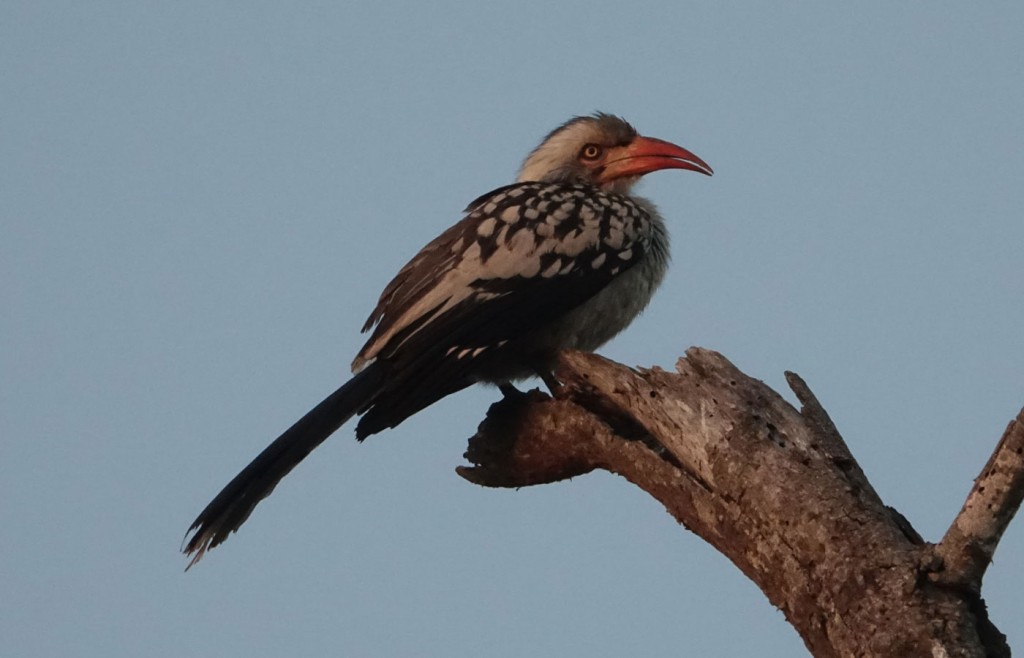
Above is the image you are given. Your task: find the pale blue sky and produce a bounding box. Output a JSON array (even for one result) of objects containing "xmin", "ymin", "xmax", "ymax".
[{"xmin": 3, "ymin": 3, "xmax": 1022, "ymax": 656}]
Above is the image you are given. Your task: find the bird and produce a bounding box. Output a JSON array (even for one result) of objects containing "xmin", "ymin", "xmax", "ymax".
[{"xmin": 183, "ymin": 113, "xmax": 712, "ymax": 567}]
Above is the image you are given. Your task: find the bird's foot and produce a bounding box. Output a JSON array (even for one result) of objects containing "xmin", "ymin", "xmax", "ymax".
[{"xmin": 539, "ymin": 371, "xmax": 567, "ymax": 398}]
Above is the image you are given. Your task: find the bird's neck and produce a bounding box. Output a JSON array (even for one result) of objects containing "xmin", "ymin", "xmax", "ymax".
[{"xmin": 514, "ymin": 171, "xmax": 641, "ymax": 198}]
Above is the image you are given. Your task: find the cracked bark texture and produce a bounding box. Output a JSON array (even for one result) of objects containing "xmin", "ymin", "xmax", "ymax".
[{"xmin": 459, "ymin": 348, "xmax": 1018, "ymax": 658}]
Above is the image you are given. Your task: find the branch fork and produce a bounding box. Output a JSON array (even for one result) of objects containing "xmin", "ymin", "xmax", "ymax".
[{"xmin": 459, "ymin": 348, "xmax": 1020, "ymax": 657}]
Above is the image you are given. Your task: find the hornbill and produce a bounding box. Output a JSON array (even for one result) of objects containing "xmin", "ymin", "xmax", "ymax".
[{"xmin": 183, "ymin": 113, "xmax": 712, "ymax": 566}]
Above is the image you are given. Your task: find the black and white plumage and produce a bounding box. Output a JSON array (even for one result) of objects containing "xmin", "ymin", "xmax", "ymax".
[{"xmin": 183, "ymin": 113, "xmax": 712, "ymax": 566}]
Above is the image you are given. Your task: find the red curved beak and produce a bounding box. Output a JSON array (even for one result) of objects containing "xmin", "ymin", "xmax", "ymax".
[{"xmin": 599, "ymin": 136, "xmax": 713, "ymax": 183}]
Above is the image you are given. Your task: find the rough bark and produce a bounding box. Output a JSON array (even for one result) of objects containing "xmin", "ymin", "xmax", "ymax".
[{"xmin": 458, "ymin": 348, "xmax": 1020, "ymax": 658}]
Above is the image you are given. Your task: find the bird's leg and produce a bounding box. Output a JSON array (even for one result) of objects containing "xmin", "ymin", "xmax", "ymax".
[
  {"xmin": 498, "ymin": 370, "xmax": 564, "ymax": 399},
  {"xmin": 539, "ymin": 370, "xmax": 566, "ymax": 398},
  {"xmin": 499, "ymin": 382, "xmax": 522, "ymax": 398}
]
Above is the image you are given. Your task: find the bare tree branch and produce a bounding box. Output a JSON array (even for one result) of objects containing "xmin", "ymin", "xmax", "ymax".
[
  {"xmin": 935, "ymin": 408, "xmax": 1024, "ymax": 592},
  {"xmin": 459, "ymin": 348, "xmax": 1017, "ymax": 657}
]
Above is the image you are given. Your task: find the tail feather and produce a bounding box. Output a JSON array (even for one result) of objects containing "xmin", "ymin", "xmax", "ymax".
[{"xmin": 183, "ymin": 365, "xmax": 385, "ymax": 568}]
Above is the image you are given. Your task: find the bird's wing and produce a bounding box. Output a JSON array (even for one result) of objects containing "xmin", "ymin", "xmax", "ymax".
[{"xmin": 353, "ymin": 182, "xmax": 654, "ymax": 373}]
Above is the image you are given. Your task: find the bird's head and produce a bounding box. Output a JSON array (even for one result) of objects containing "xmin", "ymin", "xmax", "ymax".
[{"xmin": 517, "ymin": 113, "xmax": 713, "ymax": 194}]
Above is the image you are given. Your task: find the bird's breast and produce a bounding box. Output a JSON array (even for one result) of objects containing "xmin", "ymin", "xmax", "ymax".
[{"xmin": 533, "ymin": 225, "xmax": 669, "ymax": 353}]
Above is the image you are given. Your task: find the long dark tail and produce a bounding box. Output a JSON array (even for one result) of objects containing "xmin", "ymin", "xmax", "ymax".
[{"xmin": 183, "ymin": 365, "xmax": 386, "ymax": 568}]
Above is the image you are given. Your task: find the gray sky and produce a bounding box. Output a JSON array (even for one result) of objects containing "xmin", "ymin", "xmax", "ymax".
[{"xmin": 3, "ymin": 2, "xmax": 1022, "ymax": 656}]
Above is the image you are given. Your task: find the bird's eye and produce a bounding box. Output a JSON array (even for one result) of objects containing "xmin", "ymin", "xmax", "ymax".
[{"xmin": 580, "ymin": 144, "xmax": 603, "ymax": 161}]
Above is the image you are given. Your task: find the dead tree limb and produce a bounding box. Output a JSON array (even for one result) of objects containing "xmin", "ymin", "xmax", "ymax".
[
  {"xmin": 458, "ymin": 348, "xmax": 1019, "ymax": 657},
  {"xmin": 935, "ymin": 411, "xmax": 1024, "ymax": 592}
]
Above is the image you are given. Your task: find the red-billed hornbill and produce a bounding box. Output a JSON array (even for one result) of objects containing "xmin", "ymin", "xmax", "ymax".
[{"xmin": 183, "ymin": 113, "xmax": 712, "ymax": 566}]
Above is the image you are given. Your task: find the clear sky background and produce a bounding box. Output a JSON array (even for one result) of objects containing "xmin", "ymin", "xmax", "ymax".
[{"xmin": 3, "ymin": 3, "xmax": 1022, "ymax": 656}]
